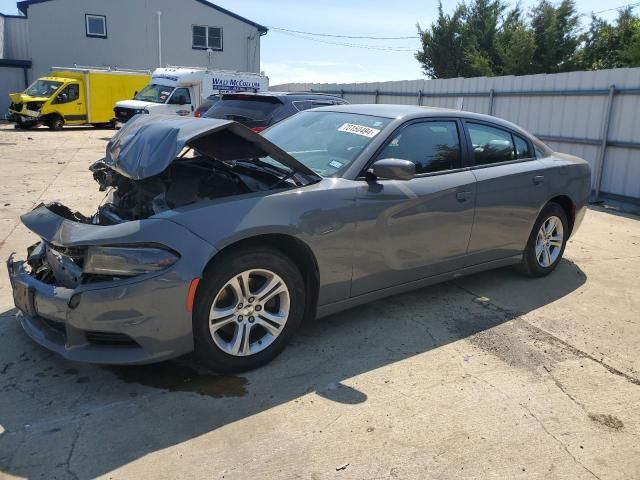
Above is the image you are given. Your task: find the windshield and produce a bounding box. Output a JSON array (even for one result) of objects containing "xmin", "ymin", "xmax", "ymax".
[
  {"xmin": 25, "ymin": 80, "xmax": 62, "ymax": 98},
  {"xmin": 261, "ymin": 111, "xmax": 391, "ymax": 177},
  {"xmin": 134, "ymin": 84, "xmax": 175, "ymax": 104}
]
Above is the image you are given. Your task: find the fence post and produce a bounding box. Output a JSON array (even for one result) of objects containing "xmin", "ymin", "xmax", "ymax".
[
  {"xmin": 374, "ymin": 89, "xmax": 380, "ymax": 104},
  {"xmin": 593, "ymin": 85, "xmax": 616, "ymax": 200},
  {"xmin": 417, "ymin": 90, "xmax": 423, "ymax": 106},
  {"xmin": 488, "ymin": 89, "xmax": 495, "ymax": 116}
]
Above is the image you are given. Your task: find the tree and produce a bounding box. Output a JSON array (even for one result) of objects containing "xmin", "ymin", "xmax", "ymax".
[
  {"xmin": 415, "ymin": 0, "xmax": 640, "ymax": 79},
  {"xmin": 495, "ymin": 6, "xmax": 536, "ymax": 75},
  {"xmin": 578, "ymin": 9, "xmax": 640, "ymax": 69},
  {"xmin": 530, "ymin": 0, "xmax": 581, "ymax": 73},
  {"xmin": 416, "ymin": 0, "xmax": 507, "ymax": 78},
  {"xmin": 416, "ymin": 2, "xmax": 470, "ymax": 78},
  {"xmin": 465, "ymin": 0, "xmax": 506, "ymax": 72}
]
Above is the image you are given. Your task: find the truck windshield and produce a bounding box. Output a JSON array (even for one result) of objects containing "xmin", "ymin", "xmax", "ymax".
[
  {"xmin": 25, "ymin": 80, "xmax": 63, "ymax": 98},
  {"xmin": 134, "ymin": 84, "xmax": 175, "ymax": 104}
]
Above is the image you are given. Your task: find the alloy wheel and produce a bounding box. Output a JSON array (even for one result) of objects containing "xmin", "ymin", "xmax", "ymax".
[
  {"xmin": 535, "ymin": 215, "xmax": 564, "ymax": 268},
  {"xmin": 208, "ymin": 269, "xmax": 290, "ymax": 356}
]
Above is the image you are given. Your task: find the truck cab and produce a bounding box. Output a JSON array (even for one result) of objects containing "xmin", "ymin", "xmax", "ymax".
[
  {"xmin": 114, "ymin": 67, "xmax": 268, "ymax": 122},
  {"xmin": 8, "ymin": 77, "xmax": 84, "ymax": 130},
  {"xmin": 7, "ymin": 67, "xmax": 150, "ymax": 130}
]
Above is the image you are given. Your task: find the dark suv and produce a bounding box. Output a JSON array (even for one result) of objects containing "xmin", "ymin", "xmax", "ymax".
[{"xmin": 203, "ymin": 91, "xmax": 347, "ymax": 132}]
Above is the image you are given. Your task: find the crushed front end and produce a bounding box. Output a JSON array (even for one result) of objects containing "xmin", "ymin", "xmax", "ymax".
[
  {"xmin": 7, "ymin": 205, "xmax": 216, "ymax": 365},
  {"xmin": 6, "ymin": 114, "xmax": 317, "ymax": 364}
]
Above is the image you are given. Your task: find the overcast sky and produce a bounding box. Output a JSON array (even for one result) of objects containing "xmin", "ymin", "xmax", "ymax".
[{"xmin": 0, "ymin": 0, "xmax": 628, "ymax": 84}]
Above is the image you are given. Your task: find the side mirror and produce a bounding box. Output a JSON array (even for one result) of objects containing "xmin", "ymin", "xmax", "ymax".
[{"xmin": 368, "ymin": 158, "xmax": 415, "ymax": 181}]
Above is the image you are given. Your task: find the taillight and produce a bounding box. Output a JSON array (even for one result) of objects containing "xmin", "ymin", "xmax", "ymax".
[
  {"xmin": 194, "ymin": 111, "xmax": 202, "ymax": 118},
  {"xmin": 251, "ymin": 126, "xmax": 266, "ymax": 133}
]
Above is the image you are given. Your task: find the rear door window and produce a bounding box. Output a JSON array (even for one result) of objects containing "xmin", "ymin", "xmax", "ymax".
[
  {"xmin": 514, "ymin": 135, "xmax": 533, "ymax": 159},
  {"xmin": 467, "ymin": 123, "xmax": 515, "ymax": 165}
]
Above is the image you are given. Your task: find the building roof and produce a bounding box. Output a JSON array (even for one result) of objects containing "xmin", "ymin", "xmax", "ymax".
[
  {"xmin": 0, "ymin": 12, "xmax": 26, "ymax": 18},
  {"xmin": 16, "ymin": 0, "xmax": 268, "ymax": 33}
]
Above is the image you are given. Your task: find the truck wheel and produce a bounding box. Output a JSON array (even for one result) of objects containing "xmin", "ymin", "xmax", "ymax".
[
  {"xmin": 48, "ymin": 116, "xmax": 64, "ymax": 131},
  {"xmin": 193, "ymin": 247, "xmax": 306, "ymax": 372}
]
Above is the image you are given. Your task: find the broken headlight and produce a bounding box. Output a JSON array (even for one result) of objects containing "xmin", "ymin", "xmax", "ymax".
[
  {"xmin": 83, "ymin": 246, "xmax": 179, "ymax": 277},
  {"xmin": 26, "ymin": 102, "xmax": 44, "ymax": 112}
]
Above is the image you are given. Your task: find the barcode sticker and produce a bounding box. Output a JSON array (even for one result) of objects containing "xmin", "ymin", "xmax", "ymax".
[{"xmin": 337, "ymin": 123, "xmax": 381, "ymax": 138}]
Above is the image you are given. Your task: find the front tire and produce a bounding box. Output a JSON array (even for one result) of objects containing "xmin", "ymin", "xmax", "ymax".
[
  {"xmin": 193, "ymin": 247, "xmax": 306, "ymax": 372},
  {"xmin": 47, "ymin": 115, "xmax": 64, "ymax": 131},
  {"xmin": 518, "ymin": 202, "xmax": 568, "ymax": 277}
]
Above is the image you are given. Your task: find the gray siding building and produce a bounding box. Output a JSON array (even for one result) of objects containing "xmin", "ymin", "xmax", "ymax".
[
  {"xmin": 0, "ymin": 0, "xmax": 267, "ymax": 113},
  {"xmin": 0, "ymin": 12, "xmax": 30, "ymax": 113}
]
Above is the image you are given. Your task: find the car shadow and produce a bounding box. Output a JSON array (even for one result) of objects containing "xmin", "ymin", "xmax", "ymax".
[{"xmin": 0, "ymin": 259, "xmax": 586, "ymax": 479}]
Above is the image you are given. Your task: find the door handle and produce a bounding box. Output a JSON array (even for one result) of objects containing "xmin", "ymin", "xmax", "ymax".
[
  {"xmin": 456, "ymin": 191, "xmax": 472, "ymax": 202},
  {"xmin": 533, "ymin": 175, "xmax": 544, "ymax": 185}
]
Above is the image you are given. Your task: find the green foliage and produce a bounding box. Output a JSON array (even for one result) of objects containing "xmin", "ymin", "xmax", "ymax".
[
  {"xmin": 577, "ymin": 9, "xmax": 640, "ymax": 69},
  {"xmin": 530, "ymin": 0, "xmax": 581, "ymax": 73},
  {"xmin": 416, "ymin": 0, "xmax": 640, "ymax": 78}
]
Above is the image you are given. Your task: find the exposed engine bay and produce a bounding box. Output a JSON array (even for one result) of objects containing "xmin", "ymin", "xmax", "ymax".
[{"xmin": 88, "ymin": 153, "xmax": 300, "ymax": 224}]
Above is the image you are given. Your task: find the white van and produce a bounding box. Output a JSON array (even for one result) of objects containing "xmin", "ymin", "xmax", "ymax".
[{"xmin": 113, "ymin": 67, "xmax": 268, "ymax": 122}]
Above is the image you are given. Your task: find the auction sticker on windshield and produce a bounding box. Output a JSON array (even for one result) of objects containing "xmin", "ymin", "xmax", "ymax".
[{"xmin": 338, "ymin": 123, "xmax": 381, "ymax": 138}]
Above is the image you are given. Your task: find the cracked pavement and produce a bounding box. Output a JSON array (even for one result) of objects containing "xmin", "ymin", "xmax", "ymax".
[{"xmin": 0, "ymin": 123, "xmax": 639, "ymax": 479}]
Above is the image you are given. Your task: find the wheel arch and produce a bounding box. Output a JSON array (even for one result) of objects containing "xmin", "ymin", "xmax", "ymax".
[
  {"xmin": 547, "ymin": 195, "xmax": 576, "ymax": 236},
  {"xmin": 42, "ymin": 112, "xmax": 63, "ymax": 125},
  {"xmin": 198, "ymin": 233, "xmax": 320, "ymax": 322}
]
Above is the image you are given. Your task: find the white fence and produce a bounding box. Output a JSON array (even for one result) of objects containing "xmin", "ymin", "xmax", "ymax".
[{"xmin": 275, "ymin": 68, "xmax": 640, "ymax": 208}]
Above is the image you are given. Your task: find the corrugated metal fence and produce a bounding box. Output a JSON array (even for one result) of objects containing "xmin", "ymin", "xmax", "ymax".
[{"xmin": 275, "ymin": 68, "xmax": 640, "ymax": 207}]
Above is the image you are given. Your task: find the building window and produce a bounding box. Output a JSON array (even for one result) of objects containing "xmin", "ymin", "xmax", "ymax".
[
  {"xmin": 86, "ymin": 14, "xmax": 107, "ymax": 38},
  {"xmin": 192, "ymin": 25, "xmax": 223, "ymax": 50}
]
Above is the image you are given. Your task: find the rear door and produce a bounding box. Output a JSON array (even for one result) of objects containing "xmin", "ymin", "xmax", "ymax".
[
  {"xmin": 351, "ymin": 119, "xmax": 477, "ymax": 296},
  {"xmin": 463, "ymin": 121, "xmax": 549, "ymax": 263}
]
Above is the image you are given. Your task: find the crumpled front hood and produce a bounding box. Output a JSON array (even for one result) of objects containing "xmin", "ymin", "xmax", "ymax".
[
  {"xmin": 9, "ymin": 92, "xmax": 49, "ymax": 103},
  {"xmin": 104, "ymin": 114, "xmax": 319, "ymax": 180}
]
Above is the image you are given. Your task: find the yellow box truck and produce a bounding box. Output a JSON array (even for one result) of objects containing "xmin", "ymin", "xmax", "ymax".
[{"xmin": 7, "ymin": 66, "xmax": 150, "ymax": 130}]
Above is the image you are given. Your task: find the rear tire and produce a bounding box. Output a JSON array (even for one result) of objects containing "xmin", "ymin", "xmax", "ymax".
[
  {"xmin": 47, "ymin": 116, "xmax": 64, "ymax": 131},
  {"xmin": 193, "ymin": 247, "xmax": 306, "ymax": 372},
  {"xmin": 518, "ymin": 202, "xmax": 568, "ymax": 277}
]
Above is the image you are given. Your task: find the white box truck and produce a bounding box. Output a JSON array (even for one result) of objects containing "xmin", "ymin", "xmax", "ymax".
[{"xmin": 113, "ymin": 67, "xmax": 268, "ymax": 122}]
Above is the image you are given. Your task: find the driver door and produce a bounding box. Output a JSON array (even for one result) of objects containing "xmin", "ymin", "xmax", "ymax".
[
  {"xmin": 166, "ymin": 87, "xmax": 193, "ymax": 116},
  {"xmin": 351, "ymin": 119, "xmax": 477, "ymax": 297},
  {"xmin": 53, "ymin": 82, "xmax": 85, "ymax": 124}
]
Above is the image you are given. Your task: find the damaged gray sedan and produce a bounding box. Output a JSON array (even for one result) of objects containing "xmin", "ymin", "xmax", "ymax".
[{"xmin": 7, "ymin": 106, "xmax": 591, "ymax": 371}]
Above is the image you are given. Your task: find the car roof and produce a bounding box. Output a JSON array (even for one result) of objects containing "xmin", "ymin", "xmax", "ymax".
[{"xmin": 308, "ymin": 104, "xmax": 533, "ymax": 136}]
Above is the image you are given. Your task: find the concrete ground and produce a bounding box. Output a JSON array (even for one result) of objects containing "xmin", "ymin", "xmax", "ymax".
[{"xmin": 0, "ymin": 123, "xmax": 639, "ymax": 480}]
